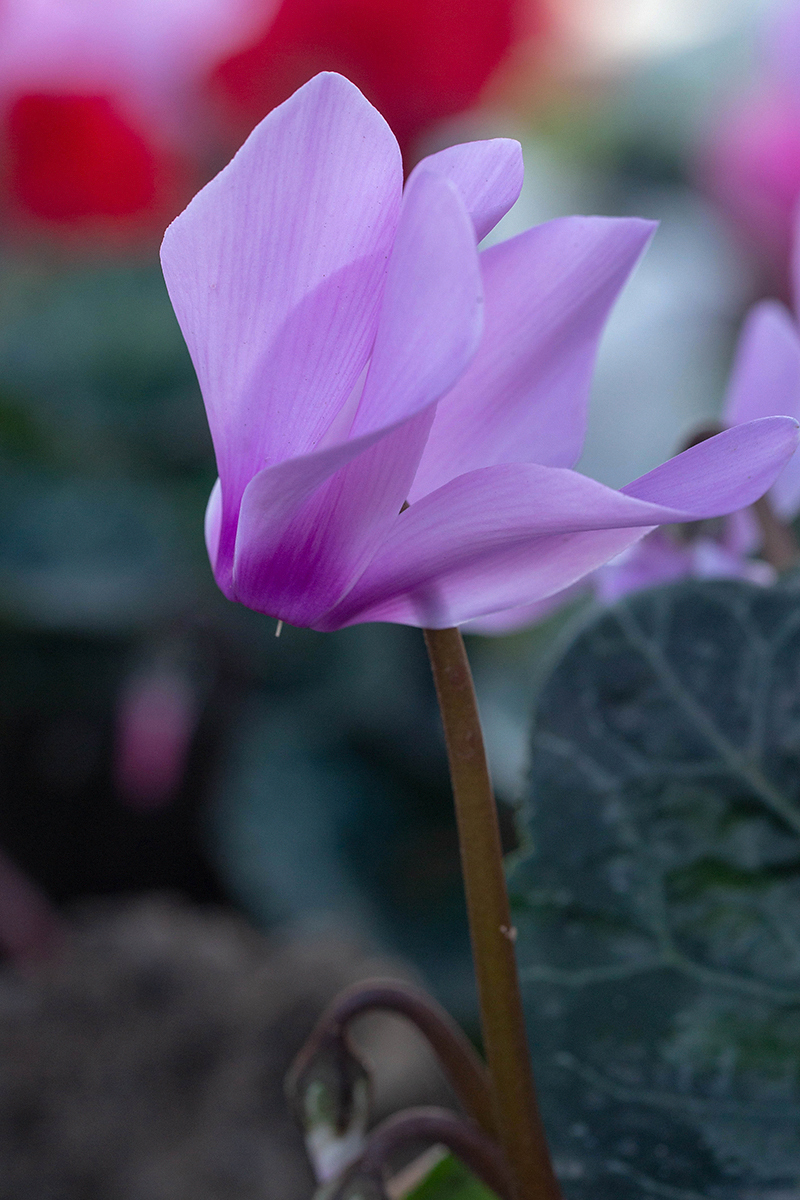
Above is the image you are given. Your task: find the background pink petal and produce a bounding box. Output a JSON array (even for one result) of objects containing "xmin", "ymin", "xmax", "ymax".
[
  {"xmin": 723, "ymin": 302, "xmax": 800, "ymax": 425},
  {"xmin": 408, "ymin": 216, "xmax": 655, "ymax": 501},
  {"xmin": 723, "ymin": 507, "xmax": 760, "ymax": 557},
  {"xmin": 793, "ymin": 199, "xmax": 800, "ymax": 315},
  {"xmin": 593, "ymin": 531, "xmax": 695, "ymax": 604},
  {"xmin": 408, "ymin": 138, "xmax": 524, "ymax": 242},
  {"xmin": 723, "ymin": 300, "xmax": 800, "ymax": 520}
]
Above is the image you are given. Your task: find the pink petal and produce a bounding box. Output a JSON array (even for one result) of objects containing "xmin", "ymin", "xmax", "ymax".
[
  {"xmin": 768, "ymin": 3, "xmax": 800, "ymax": 109},
  {"xmin": 231, "ymin": 170, "xmax": 483, "ymax": 624},
  {"xmin": 320, "ymin": 417, "xmax": 798, "ymax": 629},
  {"xmin": 322, "ymin": 469, "xmax": 656, "ymax": 629},
  {"xmin": 408, "ymin": 216, "xmax": 655, "ymax": 501},
  {"xmin": 161, "ymin": 72, "xmax": 402, "ymax": 553},
  {"xmin": 595, "ymin": 528, "xmax": 775, "ymax": 606},
  {"xmin": 351, "ymin": 167, "xmax": 483, "ymax": 436},
  {"xmin": 233, "ymin": 410, "xmax": 435, "ymax": 624},
  {"xmin": 621, "ymin": 417, "xmax": 799, "ymax": 511},
  {"xmin": 723, "ymin": 300, "xmax": 800, "ymax": 519},
  {"xmin": 409, "ymin": 139, "xmax": 524, "ymax": 242}
]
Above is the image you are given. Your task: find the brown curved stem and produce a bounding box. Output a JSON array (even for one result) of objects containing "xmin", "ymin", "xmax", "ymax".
[
  {"xmin": 288, "ymin": 978, "xmax": 495, "ymax": 1139},
  {"xmin": 423, "ymin": 628, "xmax": 561, "ymax": 1200},
  {"xmin": 753, "ymin": 495, "xmax": 800, "ymax": 570},
  {"xmin": 324, "ymin": 1107, "xmax": 513, "ymax": 1200}
]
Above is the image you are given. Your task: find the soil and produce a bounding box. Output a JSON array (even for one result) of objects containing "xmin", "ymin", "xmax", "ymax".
[{"xmin": 0, "ymin": 895, "xmax": 454, "ymax": 1200}]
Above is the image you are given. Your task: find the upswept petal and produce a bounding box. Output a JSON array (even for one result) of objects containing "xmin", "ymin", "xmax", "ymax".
[
  {"xmin": 592, "ymin": 531, "xmax": 694, "ymax": 604},
  {"xmin": 319, "ymin": 468, "xmax": 657, "ymax": 629},
  {"xmin": 160, "ymin": 71, "xmax": 402, "ymax": 515},
  {"xmin": 320, "ymin": 417, "xmax": 799, "ymax": 629},
  {"xmin": 231, "ymin": 170, "xmax": 484, "ymax": 625},
  {"xmin": 408, "ymin": 216, "xmax": 655, "ymax": 501},
  {"xmin": 620, "ymin": 416, "xmax": 799, "ymax": 510},
  {"xmin": 350, "ymin": 168, "xmax": 483, "ymax": 436},
  {"xmin": 408, "ymin": 139, "xmax": 524, "ymax": 242},
  {"xmin": 722, "ymin": 299, "xmax": 800, "ymax": 519}
]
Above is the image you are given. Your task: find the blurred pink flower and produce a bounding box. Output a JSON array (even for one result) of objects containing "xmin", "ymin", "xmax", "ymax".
[
  {"xmin": 0, "ymin": 0, "xmax": 267, "ymax": 228},
  {"xmin": 114, "ymin": 663, "xmax": 199, "ymax": 811},
  {"xmin": 593, "ymin": 530, "xmax": 775, "ymax": 605},
  {"xmin": 597, "ymin": 295, "xmax": 800, "ymax": 599},
  {"xmin": 698, "ymin": 2, "xmax": 800, "ymax": 276},
  {"xmin": 161, "ymin": 73, "xmax": 799, "ymax": 632}
]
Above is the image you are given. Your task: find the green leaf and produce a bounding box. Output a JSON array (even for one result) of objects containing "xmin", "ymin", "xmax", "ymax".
[
  {"xmin": 510, "ymin": 578, "xmax": 800, "ymax": 1198},
  {"xmin": 402, "ymin": 1153, "xmax": 498, "ymax": 1200}
]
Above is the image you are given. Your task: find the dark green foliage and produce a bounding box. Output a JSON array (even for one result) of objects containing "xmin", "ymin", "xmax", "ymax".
[{"xmin": 511, "ymin": 578, "xmax": 800, "ymax": 1197}]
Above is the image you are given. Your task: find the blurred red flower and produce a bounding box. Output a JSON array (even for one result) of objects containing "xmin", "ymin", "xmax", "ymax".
[
  {"xmin": 0, "ymin": 0, "xmax": 267, "ymax": 237},
  {"xmin": 210, "ymin": 0, "xmax": 544, "ymax": 157},
  {"xmin": 7, "ymin": 93, "xmax": 163, "ymax": 221}
]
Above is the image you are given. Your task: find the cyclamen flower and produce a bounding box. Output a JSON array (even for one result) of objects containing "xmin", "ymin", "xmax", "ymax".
[{"xmin": 161, "ymin": 73, "xmax": 799, "ymax": 632}]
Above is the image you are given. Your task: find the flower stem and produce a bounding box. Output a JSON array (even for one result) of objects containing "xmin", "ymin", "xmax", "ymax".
[{"xmin": 423, "ymin": 627, "xmax": 561, "ymax": 1200}]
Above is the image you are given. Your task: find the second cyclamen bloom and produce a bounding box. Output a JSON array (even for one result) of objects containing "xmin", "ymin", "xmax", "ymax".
[{"xmin": 161, "ymin": 72, "xmax": 799, "ymax": 631}]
